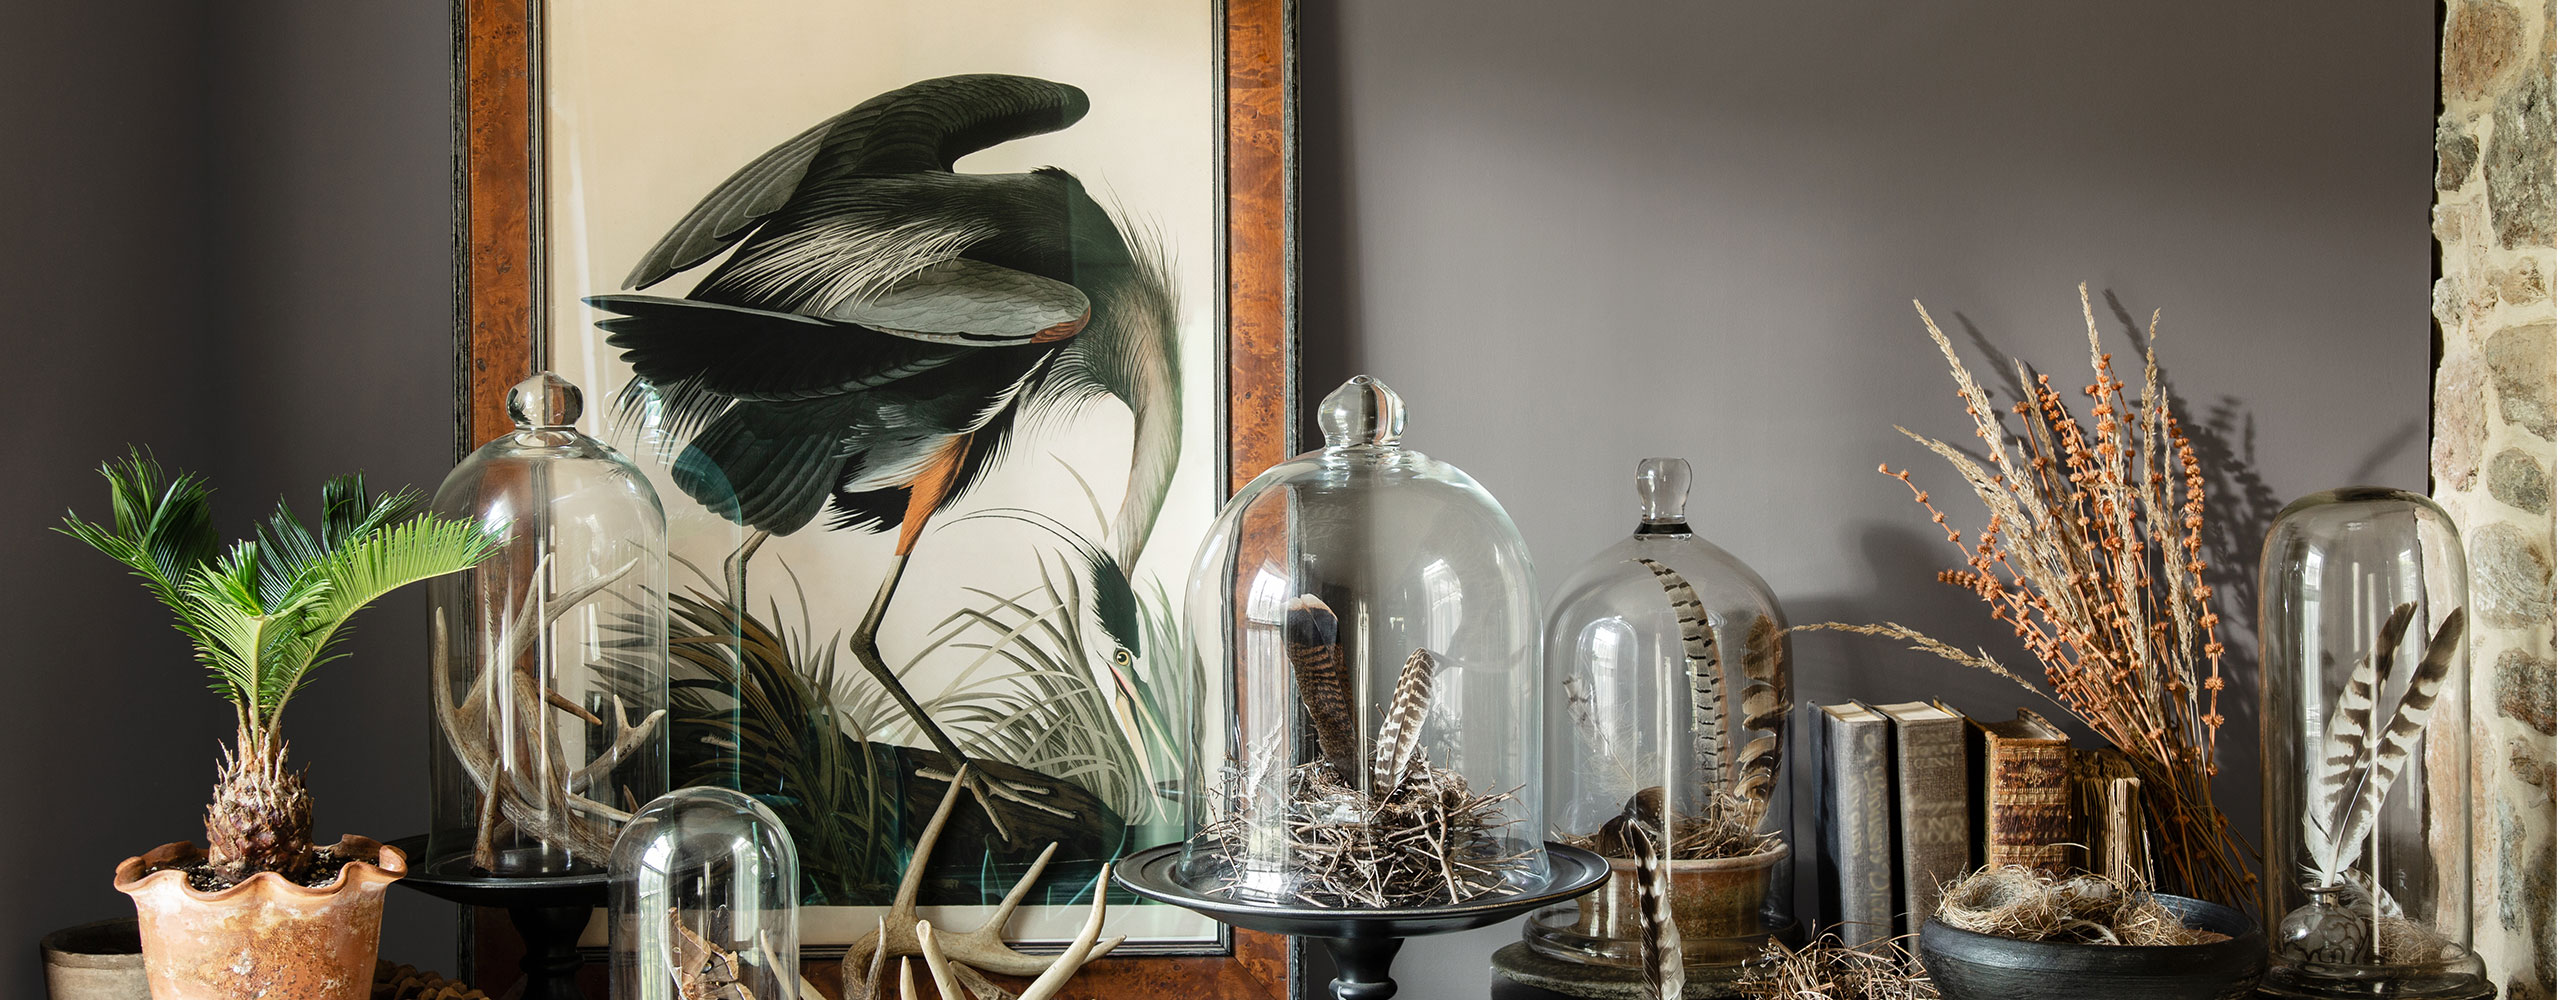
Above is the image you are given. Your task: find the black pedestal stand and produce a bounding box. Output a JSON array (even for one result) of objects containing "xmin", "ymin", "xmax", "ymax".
[
  {"xmin": 384, "ymin": 835, "xmax": 607, "ymax": 1000},
  {"xmin": 1115, "ymin": 842, "xmax": 1609, "ymax": 1000}
]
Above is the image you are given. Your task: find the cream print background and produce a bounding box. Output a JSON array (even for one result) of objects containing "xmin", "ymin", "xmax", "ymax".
[{"xmin": 544, "ymin": 0, "xmax": 1219, "ymax": 945}]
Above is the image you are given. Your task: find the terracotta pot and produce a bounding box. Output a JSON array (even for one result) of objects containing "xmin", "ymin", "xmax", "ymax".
[
  {"xmin": 1533, "ymin": 840, "xmax": 1789, "ymax": 968},
  {"xmin": 114, "ymin": 836, "xmax": 406, "ymax": 1000}
]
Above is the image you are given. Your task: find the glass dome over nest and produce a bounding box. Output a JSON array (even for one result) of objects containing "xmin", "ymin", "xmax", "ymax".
[
  {"xmin": 1174, "ymin": 376, "xmax": 1547, "ymax": 908},
  {"xmin": 1524, "ymin": 457, "xmax": 1794, "ymax": 972},
  {"xmin": 609, "ymin": 787, "xmax": 799, "ymax": 1000},
  {"xmin": 2259, "ymin": 488, "xmax": 2487, "ymax": 1000},
  {"xmin": 427, "ymin": 372, "xmax": 670, "ymax": 877}
]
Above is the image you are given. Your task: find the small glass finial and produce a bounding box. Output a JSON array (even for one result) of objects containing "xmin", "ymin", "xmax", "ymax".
[
  {"xmin": 507, "ymin": 372, "xmax": 583, "ymax": 430},
  {"xmin": 1318, "ymin": 375, "xmax": 1406, "ymax": 448},
  {"xmin": 1635, "ymin": 457, "xmax": 1691, "ymax": 526}
]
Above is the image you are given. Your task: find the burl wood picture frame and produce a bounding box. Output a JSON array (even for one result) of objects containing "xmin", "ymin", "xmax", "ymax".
[{"xmin": 451, "ymin": 1, "xmax": 1298, "ymax": 996}]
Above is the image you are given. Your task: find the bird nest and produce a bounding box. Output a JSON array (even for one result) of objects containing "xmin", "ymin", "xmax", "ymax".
[
  {"xmin": 1197, "ymin": 759, "xmax": 1529, "ymax": 908},
  {"xmin": 1934, "ymin": 866, "xmax": 2227, "ymax": 947}
]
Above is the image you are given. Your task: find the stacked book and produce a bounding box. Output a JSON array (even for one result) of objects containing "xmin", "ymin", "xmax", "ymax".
[{"xmin": 1813, "ymin": 701, "xmax": 2149, "ymax": 947}]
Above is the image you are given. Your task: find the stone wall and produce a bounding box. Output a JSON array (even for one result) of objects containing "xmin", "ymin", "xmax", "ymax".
[{"xmin": 2434, "ymin": 1, "xmax": 2558, "ymax": 996}]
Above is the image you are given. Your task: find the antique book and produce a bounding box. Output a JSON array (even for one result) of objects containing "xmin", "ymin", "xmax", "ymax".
[
  {"xmin": 1931, "ymin": 698, "xmax": 1987, "ymax": 871},
  {"xmin": 1873, "ymin": 701, "xmax": 1969, "ymax": 937},
  {"xmin": 2072, "ymin": 746, "xmax": 2149, "ymax": 885},
  {"xmin": 1817, "ymin": 701, "xmax": 1894, "ymax": 948},
  {"xmin": 1976, "ymin": 708, "xmax": 2073, "ymax": 874}
]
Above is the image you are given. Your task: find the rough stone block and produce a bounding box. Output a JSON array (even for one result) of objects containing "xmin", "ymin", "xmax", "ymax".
[
  {"xmin": 2501, "ymin": 257, "xmax": 2550, "ymax": 303},
  {"xmin": 2489, "ymin": 447, "xmax": 2553, "ymax": 513},
  {"xmin": 2496, "ymin": 647, "xmax": 2559, "ymax": 734},
  {"xmin": 2447, "ymin": 0, "xmax": 2529, "ymax": 101},
  {"xmin": 2488, "ymin": 321, "xmax": 2557, "ymax": 439},
  {"xmin": 2436, "ymin": 354, "xmax": 2492, "ymax": 488},
  {"xmin": 2488, "ymin": 73, "xmax": 2557, "ymax": 249},
  {"xmin": 2512, "ymin": 735, "xmax": 2555, "ymax": 788},
  {"xmin": 2440, "ymin": 116, "xmax": 2481, "ymax": 190},
  {"xmin": 2471, "ymin": 520, "xmax": 2555, "ymax": 627}
]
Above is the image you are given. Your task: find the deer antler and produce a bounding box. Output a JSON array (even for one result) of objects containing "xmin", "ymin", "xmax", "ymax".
[{"xmin": 843, "ymin": 767, "xmax": 1122, "ymax": 1000}]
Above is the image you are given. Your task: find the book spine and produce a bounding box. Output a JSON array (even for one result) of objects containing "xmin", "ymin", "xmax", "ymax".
[
  {"xmin": 1892, "ymin": 717, "xmax": 1969, "ymax": 937},
  {"xmin": 1982, "ymin": 736, "xmax": 2073, "ymax": 873},
  {"xmin": 1823, "ymin": 711, "xmax": 1893, "ymax": 948}
]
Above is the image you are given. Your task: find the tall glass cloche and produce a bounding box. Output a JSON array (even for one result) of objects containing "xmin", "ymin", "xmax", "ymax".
[
  {"xmin": 1524, "ymin": 458, "xmax": 1793, "ymax": 974},
  {"xmin": 610, "ymin": 788, "xmax": 800, "ymax": 1000},
  {"xmin": 1175, "ymin": 376, "xmax": 1547, "ymax": 907},
  {"xmin": 426, "ymin": 372, "xmax": 670, "ymax": 877},
  {"xmin": 2259, "ymin": 488, "xmax": 2487, "ymax": 1000}
]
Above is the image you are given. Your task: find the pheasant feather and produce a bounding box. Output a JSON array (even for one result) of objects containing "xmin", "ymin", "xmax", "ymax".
[
  {"xmin": 1630, "ymin": 815, "xmax": 1685, "ymax": 1000},
  {"xmin": 1637, "ymin": 557, "xmax": 1725, "ymax": 796},
  {"xmin": 2319, "ymin": 608, "xmax": 2464, "ymax": 882},
  {"xmin": 2312, "ymin": 603, "xmax": 2414, "ymax": 819},
  {"xmin": 1727, "ymin": 613, "xmax": 1787, "ymax": 828},
  {"xmin": 1370, "ymin": 648, "xmax": 1439, "ymax": 798},
  {"xmin": 1283, "ymin": 595, "xmax": 1361, "ymax": 784}
]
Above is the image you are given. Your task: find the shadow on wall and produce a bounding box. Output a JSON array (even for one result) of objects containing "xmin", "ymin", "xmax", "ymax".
[{"xmin": 1787, "ymin": 287, "xmax": 2423, "ymax": 904}]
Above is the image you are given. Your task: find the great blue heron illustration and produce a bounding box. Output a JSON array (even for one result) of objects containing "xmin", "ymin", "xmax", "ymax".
[{"xmin": 587, "ymin": 74, "xmax": 1180, "ymax": 841}]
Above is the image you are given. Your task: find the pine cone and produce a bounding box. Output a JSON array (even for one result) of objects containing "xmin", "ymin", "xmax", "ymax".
[{"xmin": 372, "ymin": 961, "xmax": 493, "ymax": 1000}]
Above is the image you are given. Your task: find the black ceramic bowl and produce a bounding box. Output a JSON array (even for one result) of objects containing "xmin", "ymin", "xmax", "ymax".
[{"xmin": 1918, "ymin": 894, "xmax": 2264, "ymax": 1000}]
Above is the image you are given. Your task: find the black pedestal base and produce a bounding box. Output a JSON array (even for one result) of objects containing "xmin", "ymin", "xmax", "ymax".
[
  {"xmin": 1114, "ymin": 842, "xmax": 1609, "ymax": 1000},
  {"xmin": 383, "ymin": 835, "xmax": 606, "ymax": 1000}
]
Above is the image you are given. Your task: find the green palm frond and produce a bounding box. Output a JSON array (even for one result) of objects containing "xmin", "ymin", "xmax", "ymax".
[{"xmin": 61, "ymin": 452, "xmax": 499, "ymax": 739}]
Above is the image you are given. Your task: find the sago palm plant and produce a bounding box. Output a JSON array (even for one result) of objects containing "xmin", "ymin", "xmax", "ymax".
[{"xmin": 62, "ymin": 452, "xmax": 499, "ymax": 885}]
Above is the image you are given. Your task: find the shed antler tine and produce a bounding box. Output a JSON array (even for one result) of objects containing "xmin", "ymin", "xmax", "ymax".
[
  {"xmin": 916, "ymin": 923, "xmax": 965, "ymax": 1000},
  {"xmin": 898, "ymin": 957, "xmax": 918, "ymax": 1000},
  {"xmin": 970, "ymin": 842, "xmax": 1059, "ymax": 936},
  {"xmin": 1016, "ymin": 864, "xmax": 1115, "ymax": 1000}
]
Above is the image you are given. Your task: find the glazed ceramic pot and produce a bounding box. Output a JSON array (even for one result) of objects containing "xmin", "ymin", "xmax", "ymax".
[
  {"xmin": 1918, "ymin": 894, "xmax": 2263, "ymax": 1000},
  {"xmin": 114, "ymin": 836, "xmax": 405, "ymax": 1000}
]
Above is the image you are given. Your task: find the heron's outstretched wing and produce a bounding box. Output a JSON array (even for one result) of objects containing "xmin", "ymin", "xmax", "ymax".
[
  {"xmin": 622, "ymin": 74, "xmax": 1090, "ymax": 290},
  {"xmin": 590, "ymin": 295, "xmax": 974, "ymax": 404}
]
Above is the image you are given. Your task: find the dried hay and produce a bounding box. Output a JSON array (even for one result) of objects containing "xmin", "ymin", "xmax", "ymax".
[{"xmin": 1738, "ymin": 933, "xmax": 1934, "ymax": 1000}]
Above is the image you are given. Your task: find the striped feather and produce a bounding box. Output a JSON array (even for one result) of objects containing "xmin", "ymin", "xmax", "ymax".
[
  {"xmin": 1370, "ymin": 648, "xmax": 1440, "ymax": 797},
  {"xmin": 2322, "ymin": 608, "xmax": 2465, "ymax": 880},
  {"xmin": 1283, "ymin": 595, "xmax": 1361, "ymax": 784},
  {"xmin": 1727, "ymin": 613, "xmax": 1787, "ymax": 828},
  {"xmin": 2314, "ymin": 603, "xmax": 2414, "ymax": 817},
  {"xmin": 1637, "ymin": 557, "xmax": 1725, "ymax": 795},
  {"xmin": 1631, "ymin": 816, "xmax": 1685, "ymax": 1000}
]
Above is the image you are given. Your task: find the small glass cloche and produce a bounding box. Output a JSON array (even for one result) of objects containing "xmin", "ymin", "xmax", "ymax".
[
  {"xmin": 1524, "ymin": 458, "xmax": 1793, "ymax": 973},
  {"xmin": 1176, "ymin": 376, "xmax": 1547, "ymax": 908},
  {"xmin": 2259, "ymin": 488, "xmax": 2488, "ymax": 999},
  {"xmin": 426, "ymin": 372, "xmax": 670, "ymax": 877},
  {"xmin": 610, "ymin": 788, "xmax": 800, "ymax": 1000}
]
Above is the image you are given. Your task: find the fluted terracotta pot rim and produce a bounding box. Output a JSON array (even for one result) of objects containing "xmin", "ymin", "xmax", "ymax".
[{"xmin": 113, "ymin": 834, "xmax": 406, "ymax": 903}]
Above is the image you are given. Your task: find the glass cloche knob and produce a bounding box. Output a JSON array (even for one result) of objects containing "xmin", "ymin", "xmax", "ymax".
[
  {"xmin": 507, "ymin": 371, "xmax": 584, "ymax": 430},
  {"xmin": 1634, "ymin": 457, "xmax": 1691, "ymax": 526},
  {"xmin": 1318, "ymin": 375, "xmax": 1406, "ymax": 448}
]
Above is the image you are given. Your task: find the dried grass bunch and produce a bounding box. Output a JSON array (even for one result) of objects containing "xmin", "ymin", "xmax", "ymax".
[
  {"xmin": 1935, "ymin": 865, "xmax": 2227, "ymax": 947},
  {"xmin": 1738, "ymin": 934, "xmax": 1935, "ymax": 1000},
  {"xmin": 1808, "ymin": 286, "xmax": 2250, "ymax": 905}
]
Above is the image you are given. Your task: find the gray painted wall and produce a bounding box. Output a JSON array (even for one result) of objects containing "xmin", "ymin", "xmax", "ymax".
[
  {"xmin": 1295, "ymin": 1, "xmax": 2431, "ymax": 995},
  {"xmin": 0, "ymin": 1, "xmax": 2429, "ymax": 997}
]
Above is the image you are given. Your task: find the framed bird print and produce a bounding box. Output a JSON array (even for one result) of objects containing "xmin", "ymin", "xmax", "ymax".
[{"xmin": 453, "ymin": 0, "xmax": 1295, "ymax": 996}]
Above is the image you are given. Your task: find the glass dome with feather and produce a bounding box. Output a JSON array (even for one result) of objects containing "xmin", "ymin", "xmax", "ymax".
[
  {"xmin": 2259, "ymin": 488, "xmax": 2486, "ymax": 1000},
  {"xmin": 1174, "ymin": 376, "xmax": 1548, "ymax": 908},
  {"xmin": 427, "ymin": 372, "xmax": 671, "ymax": 878},
  {"xmin": 1524, "ymin": 458, "xmax": 1794, "ymax": 976}
]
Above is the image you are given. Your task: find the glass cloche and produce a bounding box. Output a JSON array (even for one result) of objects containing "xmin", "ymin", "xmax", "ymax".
[
  {"xmin": 427, "ymin": 372, "xmax": 671, "ymax": 877},
  {"xmin": 2259, "ymin": 488, "xmax": 2486, "ymax": 999},
  {"xmin": 1524, "ymin": 458, "xmax": 1793, "ymax": 972},
  {"xmin": 610, "ymin": 788, "xmax": 800, "ymax": 1000},
  {"xmin": 1175, "ymin": 376, "xmax": 1547, "ymax": 907}
]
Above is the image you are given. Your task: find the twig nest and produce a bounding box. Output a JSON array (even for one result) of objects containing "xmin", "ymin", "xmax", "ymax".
[{"xmin": 1933, "ymin": 867, "xmax": 2227, "ymax": 947}]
